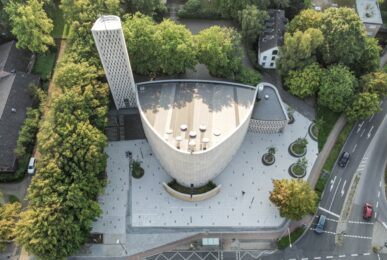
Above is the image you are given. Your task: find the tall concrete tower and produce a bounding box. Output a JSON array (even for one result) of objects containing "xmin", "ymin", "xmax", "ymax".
[{"xmin": 91, "ymin": 15, "xmax": 137, "ymax": 109}]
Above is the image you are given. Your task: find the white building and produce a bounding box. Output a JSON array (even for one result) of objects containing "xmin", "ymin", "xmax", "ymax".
[
  {"xmin": 356, "ymin": 0, "xmax": 383, "ymax": 37},
  {"xmin": 257, "ymin": 10, "xmax": 287, "ymax": 69},
  {"xmin": 91, "ymin": 15, "xmax": 137, "ymax": 109}
]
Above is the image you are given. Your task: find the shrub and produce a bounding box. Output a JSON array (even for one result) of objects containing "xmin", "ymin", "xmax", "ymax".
[{"xmin": 132, "ymin": 160, "xmax": 144, "ymax": 179}]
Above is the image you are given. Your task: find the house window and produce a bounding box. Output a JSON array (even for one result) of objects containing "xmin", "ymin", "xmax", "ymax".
[
  {"xmin": 262, "ymin": 62, "xmax": 266, "ymax": 67},
  {"xmin": 263, "ymin": 56, "xmax": 267, "ymax": 61},
  {"xmin": 272, "ymin": 50, "xmax": 278, "ymax": 55},
  {"xmin": 270, "ymin": 63, "xmax": 274, "ymax": 67},
  {"xmin": 271, "ymin": 56, "xmax": 276, "ymax": 61}
]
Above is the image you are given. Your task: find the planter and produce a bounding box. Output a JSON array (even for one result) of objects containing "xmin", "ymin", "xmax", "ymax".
[
  {"xmin": 132, "ymin": 163, "xmax": 144, "ymax": 179},
  {"xmin": 288, "ymin": 142, "xmax": 307, "ymax": 157},
  {"xmin": 288, "ymin": 163, "xmax": 306, "ymax": 178},
  {"xmin": 262, "ymin": 153, "xmax": 275, "ymax": 166},
  {"xmin": 308, "ymin": 123, "xmax": 318, "ymax": 141},
  {"xmin": 287, "ymin": 113, "xmax": 295, "ymax": 124}
]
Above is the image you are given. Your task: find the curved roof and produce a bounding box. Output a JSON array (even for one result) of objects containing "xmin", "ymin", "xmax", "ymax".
[{"xmin": 136, "ymin": 80, "xmax": 256, "ymax": 153}]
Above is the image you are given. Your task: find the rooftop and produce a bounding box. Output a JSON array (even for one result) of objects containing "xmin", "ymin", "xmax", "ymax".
[
  {"xmin": 0, "ymin": 41, "xmax": 32, "ymax": 73},
  {"xmin": 259, "ymin": 9, "xmax": 287, "ymax": 52},
  {"xmin": 136, "ymin": 80, "xmax": 256, "ymax": 152},
  {"xmin": 92, "ymin": 15, "xmax": 122, "ymax": 31},
  {"xmin": 356, "ymin": 0, "xmax": 383, "ymax": 25},
  {"xmin": 252, "ymin": 83, "xmax": 288, "ymax": 121}
]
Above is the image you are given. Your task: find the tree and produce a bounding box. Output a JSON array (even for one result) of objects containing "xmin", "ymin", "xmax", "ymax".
[
  {"xmin": 287, "ymin": 9, "xmax": 322, "ymax": 33},
  {"xmin": 285, "ymin": 0, "xmax": 311, "ymax": 20},
  {"xmin": 15, "ymin": 108, "xmax": 41, "ymax": 158},
  {"xmin": 55, "ymin": 62, "xmax": 98, "ymax": 89},
  {"xmin": 155, "ymin": 19, "xmax": 197, "ymax": 75},
  {"xmin": 126, "ymin": 0, "xmax": 167, "ymax": 18},
  {"xmin": 196, "ymin": 26, "xmax": 243, "ymax": 79},
  {"xmin": 277, "ymin": 28, "xmax": 324, "ymax": 75},
  {"xmin": 345, "ymin": 92, "xmax": 381, "ymax": 122},
  {"xmin": 320, "ymin": 8, "xmax": 366, "ymax": 68},
  {"xmin": 0, "ymin": 202, "xmax": 21, "ymax": 242},
  {"xmin": 6, "ymin": 0, "xmax": 54, "ymax": 53},
  {"xmin": 361, "ymin": 71, "xmax": 387, "ymax": 97},
  {"xmin": 285, "ymin": 63, "xmax": 324, "ymax": 99},
  {"xmin": 354, "ymin": 37, "xmax": 381, "ymax": 76},
  {"xmin": 237, "ymin": 5, "xmax": 268, "ymax": 43},
  {"xmin": 318, "ymin": 65, "xmax": 356, "ymax": 112},
  {"xmin": 270, "ymin": 179, "xmax": 317, "ymax": 220}
]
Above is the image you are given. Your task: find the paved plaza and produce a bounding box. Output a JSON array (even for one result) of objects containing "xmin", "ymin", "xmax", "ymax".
[{"xmin": 92, "ymin": 108, "xmax": 318, "ymax": 233}]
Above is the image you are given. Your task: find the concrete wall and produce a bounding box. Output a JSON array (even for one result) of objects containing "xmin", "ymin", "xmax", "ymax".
[
  {"xmin": 162, "ymin": 183, "xmax": 221, "ymax": 202},
  {"xmin": 248, "ymin": 119, "xmax": 287, "ymax": 134}
]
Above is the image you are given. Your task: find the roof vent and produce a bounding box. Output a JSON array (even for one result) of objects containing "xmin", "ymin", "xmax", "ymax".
[
  {"xmin": 264, "ymin": 94, "xmax": 270, "ymax": 100},
  {"xmin": 189, "ymin": 140, "xmax": 196, "ymax": 152},
  {"xmin": 180, "ymin": 124, "xmax": 187, "ymax": 131},
  {"xmin": 166, "ymin": 129, "xmax": 173, "ymax": 134},
  {"xmin": 213, "ymin": 130, "xmax": 221, "ymax": 136},
  {"xmin": 189, "ymin": 131, "xmax": 197, "ymax": 139},
  {"xmin": 199, "ymin": 125, "xmax": 207, "ymax": 132},
  {"xmin": 201, "ymin": 137, "xmax": 209, "ymax": 150},
  {"xmin": 175, "ymin": 136, "xmax": 182, "ymax": 149},
  {"xmin": 11, "ymin": 108, "xmax": 16, "ymax": 113}
]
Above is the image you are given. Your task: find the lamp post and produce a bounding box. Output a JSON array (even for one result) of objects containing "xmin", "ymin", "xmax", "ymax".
[
  {"xmin": 287, "ymin": 227, "xmax": 292, "ymax": 248},
  {"xmin": 116, "ymin": 239, "xmax": 128, "ymax": 255}
]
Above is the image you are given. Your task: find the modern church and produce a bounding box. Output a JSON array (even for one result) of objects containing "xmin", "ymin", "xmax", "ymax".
[{"xmin": 92, "ymin": 16, "xmax": 288, "ymax": 190}]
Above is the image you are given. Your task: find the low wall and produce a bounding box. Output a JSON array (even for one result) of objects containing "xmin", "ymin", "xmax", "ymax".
[
  {"xmin": 162, "ymin": 182, "xmax": 221, "ymax": 202},
  {"xmin": 248, "ymin": 119, "xmax": 287, "ymax": 134}
]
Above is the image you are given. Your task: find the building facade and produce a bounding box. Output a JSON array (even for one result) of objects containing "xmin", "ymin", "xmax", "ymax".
[{"xmin": 91, "ymin": 15, "xmax": 137, "ymax": 109}]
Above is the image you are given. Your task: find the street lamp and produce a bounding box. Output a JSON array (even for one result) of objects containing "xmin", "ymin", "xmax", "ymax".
[
  {"xmin": 116, "ymin": 239, "xmax": 128, "ymax": 255},
  {"xmin": 287, "ymin": 228, "xmax": 292, "ymax": 248}
]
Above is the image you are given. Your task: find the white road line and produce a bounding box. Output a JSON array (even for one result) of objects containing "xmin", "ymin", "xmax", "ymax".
[
  {"xmin": 326, "ymin": 256, "xmax": 333, "ymax": 259},
  {"xmin": 352, "ymin": 144, "xmax": 357, "ymax": 152},
  {"xmin": 367, "ymin": 126, "xmax": 374, "ymax": 139},
  {"xmin": 329, "ymin": 178, "xmax": 342, "ymax": 210},
  {"xmin": 347, "ymin": 220, "xmax": 374, "ymax": 225},
  {"xmin": 343, "ymin": 234, "xmax": 372, "ymax": 240},
  {"xmin": 360, "ymin": 129, "xmax": 366, "ymax": 137},
  {"xmin": 376, "ymin": 201, "xmax": 379, "ymax": 208},
  {"xmin": 380, "ymin": 181, "xmax": 382, "ymax": 187},
  {"xmin": 351, "ymin": 253, "xmax": 358, "ymax": 256},
  {"xmin": 289, "ymin": 258, "xmax": 296, "ymax": 260},
  {"xmin": 378, "ymin": 253, "xmax": 381, "ymax": 260},
  {"xmin": 338, "ymin": 255, "xmax": 346, "ymax": 258},
  {"xmin": 378, "ymin": 191, "xmax": 381, "ymax": 198},
  {"xmin": 363, "ymin": 253, "xmax": 371, "ymax": 256},
  {"xmin": 330, "ymin": 176, "xmax": 337, "ymax": 192},
  {"xmin": 314, "ymin": 257, "xmax": 321, "ymax": 260},
  {"xmin": 318, "ymin": 207, "xmax": 340, "ymax": 218},
  {"xmin": 380, "ymin": 100, "xmax": 384, "ymax": 105},
  {"xmin": 341, "ymin": 180, "xmax": 347, "ymax": 197},
  {"xmin": 301, "ymin": 258, "xmax": 308, "ymax": 260},
  {"xmin": 357, "ymin": 121, "xmax": 364, "ymax": 133},
  {"xmin": 382, "ymin": 222, "xmax": 387, "ymax": 230},
  {"xmin": 368, "ymin": 114, "xmax": 374, "ymax": 122}
]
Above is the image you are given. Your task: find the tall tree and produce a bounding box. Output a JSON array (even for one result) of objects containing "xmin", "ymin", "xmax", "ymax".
[
  {"xmin": 124, "ymin": 0, "xmax": 167, "ymax": 19},
  {"xmin": 270, "ymin": 179, "xmax": 317, "ymax": 220},
  {"xmin": 354, "ymin": 37, "xmax": 381, "ymax": 76},
  {"xmin": 318, "ymin": 65, "xmax": 356, "ymax": 112},
  {"xmin": 277, "ymin": 28, "xmax": 324, "ymax": 75},
  {"xmin": 345, "ymin": 92, "xmax": 381, "ymax": 122},
  {"xmin": 320, "ymin": 8, "xmax": 366, "ymax": 68},
  {"xmin": 54, "ymin": 62, "xmax": 98, "ymax": 90},
  {"xmin": 6, "ymin": 0, "xmax": 54, "ymax": 53},
  {"xmin": 285, "ymin": 63, "xmax": 325, "ymax": 99},
  {"xmin": 0, "ymin": 202, "xmax": 21, "ymax": 243},
  {"xmin": 196, "ymin": 26, "xmax": 243, "ymax": 79},
  {"xmin": 237, "ymin": 5, "xmax": 268, "ymax": 43},
  {"xmin": 287, "ymin": 9, "xmax": 322, "ymax": 33},
  {"xmin": 360, "ymin": 71, "xmax": 387, "ymax": 97}
]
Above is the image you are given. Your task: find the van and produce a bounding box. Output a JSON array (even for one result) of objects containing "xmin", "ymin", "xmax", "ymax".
[
  {"xmin": 314, "ymin": 215, "xmax": 326, "ymax": 234},
  {"xmin": 27, "ymin": 157, "xmax": 36, "ymax": 175}
]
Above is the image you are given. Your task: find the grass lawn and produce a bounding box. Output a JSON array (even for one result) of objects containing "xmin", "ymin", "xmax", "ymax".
[
  {"xmin": 317, "ymin": 105, "xmax": 341, "ymax": 151},
  {"xmin": 277, "ymin": 227, "xmax": 305, "ymax": 250},
  {"xmin": 32, "ymin": 51, "xmax": 57, "ymax": 80},
  {"xmin": 50, "ymin": 5, "xmax": 70, "ymax": 39}
]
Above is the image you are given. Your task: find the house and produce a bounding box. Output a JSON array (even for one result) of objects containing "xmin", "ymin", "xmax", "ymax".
[
  {"xmin": 257, "ymin": 10, "xmax": 287, "ymax": 69},
  {"xmin": 0, "ymin": 41, "xmax": 39, "ymax": 173},
  {"xmin": 356, "ymin": 0, "xmax": 383, "ymax": 37}
]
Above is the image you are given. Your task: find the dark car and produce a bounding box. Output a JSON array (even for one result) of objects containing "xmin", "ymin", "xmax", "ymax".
[
  {"xmin": 314, "ymin": 215, "xmax": 326, "ymax": 234},
  {"xmin": 363, "ymin": 203, "xmax": 373, "ymax": 220},
  {"xmin": 338, "ymin": 152, "xmax": 350, "ymax": 167}
]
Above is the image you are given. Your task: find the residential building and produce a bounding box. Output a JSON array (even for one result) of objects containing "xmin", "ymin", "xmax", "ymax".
[
  {"xmin": 257, "ymin": 9, "xmax": 287, "ymax": 69},
  {"xmin": 356, "ymin": 0, "xmax": 383, "ymax": 37}
]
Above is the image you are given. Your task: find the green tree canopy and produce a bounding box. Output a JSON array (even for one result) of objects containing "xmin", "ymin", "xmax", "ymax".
[
  {"xmin": 55, "ymin": 62, "xmax": 98, "ymax": 90},
  {"xmin": 320, "ymin": 8, "xmax": 366, "ymax": 68},
  {"xmin": 345, "ymin": 92, "xmax": 381, "ymax": 122},
  {"xmin": 287, "ymin": 9, "xmax": 322, "ymax": 33},
  {"xmin": 0, "ymin": 202, "xmax": 21, "ymax": 242},
  {"xmin": 318, "ymin": 65, "xmax": 356, "ymax": 112},
  {"xmin": 360, "ymin": 71, "xmax": 387, "ymax": 97},
  {"xmin": 269, "ymin": 179, "xmax": 317, "ymax": 220},
  {"xmin": 277, "ymin": 28, "xmax": 324, "ymax": 75},
  {"xmin": 285, "ymin": 63, "xmax": 325, "ymax": 99},
  {"xmin": 237, "ymin": 5, "xmax": 268, "ymax": 43},
  {"xmin": 196, "ymin": 26, "xmax": 243, "ymax": 79},
  {"xmin": 125, "ymin": 0, "xmax": 167, "ymax": 19},
  {"xmin": 6, "ymin": 0, "xmax": 54, "ymax": 53},
  {"xmin": 354, "ymin": 37, "xmax": 382, "ymax": 76}
]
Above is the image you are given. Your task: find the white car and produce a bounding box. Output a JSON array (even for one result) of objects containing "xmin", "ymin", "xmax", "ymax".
[{"xmin": 27, "ymin": 157, "xmax": 36, "ymax": 175}]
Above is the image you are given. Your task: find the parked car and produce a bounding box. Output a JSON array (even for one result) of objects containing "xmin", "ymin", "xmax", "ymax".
[
  {"xmin": 314, "ymin": 215, "xmax": 326, "ymax": 234},
  {"xmin": 27, "ymin": 157, "xmax": 36, "ymax": 175},
  {"xmin": 338, "ymin": 152, "xmax": 350, "ymax": 167},
  {"xmin": 363, "ymin": 203, "xmax": 373, "ymax": 220}
]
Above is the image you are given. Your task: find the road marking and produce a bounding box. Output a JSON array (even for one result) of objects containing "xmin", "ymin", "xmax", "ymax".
[
  {"xmin": 380, "ymin": 181, "xmax": 382, "ymax": 187},
  {"xmin": 347, "ymin": 220, "xmax": 374, "ymax": 225},
  {"xmin": 330, "ymin": 176, "xmax": 337, "ymax": 192},
  {"xmin": 314, "ymin": 257, "xmax": 321, "ymax": 260},
  {"xmin": 309, "ymin": 228, "xmax": 336, "ymax": 235},
  {"xmin": 351, "ymin": 253, "xmax": 358, "ymax": 256},
  {"xmin": 315, "ymin": 216, "xmax": 339, "ymax": 222},
  {"xmin": 352, "ymin": 144, "xmax": 357, "ymax": 152},
  {"xmin": 318, "ymin": 207, "xmax": 340, "ymax": 218},
  {"xmin": 376, "ymin": 201, "xmax": 379, "ymax": 208},
  {"xmin": 289, "ymin": 258, "xmax": 296, "ymax": 260},
  {"xmin": 360, "ymin": 129, "xmax": 366, "ymax": 137},
  {"xmin": 367, "ymin": 126, "xmax": 374, "ymax": 139},
  {"xmin": 378, "ymin": 191, "xmax": 380, "ymax": 198},
  {"xmin": 326, "ymin": 256, "xmax": 333, "ymax": 259},
  {"xmin": 338, "ymin": 255, "xmax": 346, "ymax": 258},
  {"xmin": 341, "ymin": 180, "xmax": 347, "ymax": 197},
  {"xmin": 363, "ymin": 253, "xmax": 371, "ymax": 256},
  {"xmin": 382, "ymin": 222, "xmax": 387, "ymax": 230},
  {"xmin": 329, "ymin": 178, "xmax": 342, "ymax": 210},
  {"xmin": 357, "ymin": 121, "xmax": 364, "ymax": 133},
  {"xmin": 301, "ymin": 258, "xmax": 308, "ymax": 260},
  {"xmin": 343, "ymin": 234, "xmax": 372, "ymax": 240},
  {"xmin": 375, "ymin": 212, "xmax": 378, "ymax": 218},
  {"xmin": 368, "ymin": 114, "xmax": 374, "ymax": 122},
  {"xmin": 380, "ymin": 100, "xmax": 384, "ymax": 105}
]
